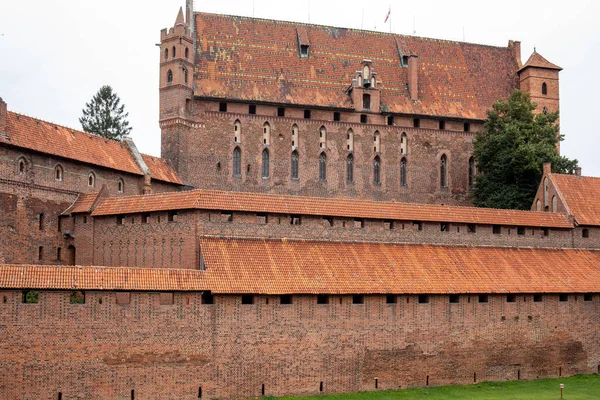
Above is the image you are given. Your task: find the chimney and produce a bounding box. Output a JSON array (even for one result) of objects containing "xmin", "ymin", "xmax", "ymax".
[
  {"xmin": 575, "ymin": 167, "xmax": 582, "ymax": 177},
  {"xmin": 508, "ymin": 40, "xmax": 522, "ymax": 68},
  {"xmin": 0, "ymin": 97, "xmax": 7, "ymax": 134},
  {"xmin": 543, "ymin": 162, "xmax": 551, "ymax": 175},
  {"xmin": 408, "ymin": 55, "xmax": 419, "ymax": 101}
]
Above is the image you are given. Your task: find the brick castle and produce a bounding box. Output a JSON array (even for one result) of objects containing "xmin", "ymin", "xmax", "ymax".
[{"xmin": 1, "ymin": 2, "xmax": 599, "ymax": 400}]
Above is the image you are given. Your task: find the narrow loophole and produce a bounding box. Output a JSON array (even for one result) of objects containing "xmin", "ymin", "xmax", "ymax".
[
  {"xmin": 474, "ymin": 372, "xmax": 477, "ymax": 383},
  {"xmin": 375, "ymin": 378, "xmax": 378, "ymax": 389},
  {"xmin": 131, "ymin": 389, "xmax": 135, "ymax": 400},
  {"xmin": 58, "ymin": 393, "xmax": 62, "ymax": 400},
  {"xmin": 517, "ymin": 369, "xmax": 521, "ymax": 380},
  {"xmin": 198, "ymin": 386, "xmax": 202, "ymax": 398},
  {"xmin": 559, "ymin": 367, "xmax": 562, "ymax": 377},
  {"xmin": 261, "ymin": 384, "xmax": 265, "ymax": 396},
  {"xmin": 319, "ymin": 381, "xmax": 323, "ymax": 392},
  {"xmin": 426, "ymin": 375, "xmax": 429, "ymax": 386}
]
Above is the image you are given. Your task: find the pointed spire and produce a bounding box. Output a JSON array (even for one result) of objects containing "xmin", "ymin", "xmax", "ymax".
[{"xmin": 175, "ymin": 7, "xmax": 185, "ymax": 26}]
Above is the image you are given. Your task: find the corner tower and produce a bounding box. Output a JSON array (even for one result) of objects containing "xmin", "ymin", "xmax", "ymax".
[
  {"xmin": 518, "ymin": 51, "xmax": 562, "ymax": 117},
  {"xmin": 160, "ymin": 5, "xmax": 195, "ymax": 175}
]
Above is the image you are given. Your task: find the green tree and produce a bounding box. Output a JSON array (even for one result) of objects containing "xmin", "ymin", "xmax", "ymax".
[
  {"xmin": 79, "ymin": 85, "xmax": 132, "ymax": 140},
  {"xmin": 473, "ymin": 90, "xmax": 578, "ymax": 210}
]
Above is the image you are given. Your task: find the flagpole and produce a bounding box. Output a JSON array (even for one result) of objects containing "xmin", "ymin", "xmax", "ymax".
[{"xmin": 389, "ymin": 5, "xmax": 391, "ymax": 33}]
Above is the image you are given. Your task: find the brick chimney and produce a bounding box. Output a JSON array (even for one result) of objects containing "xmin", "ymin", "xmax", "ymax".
[
  {"xmin": 575, "ymin": 167, "xmax": 582, "ymax": 178},
  {"xmin": 508, "ymin": 40, "xmax": 522, "ymax": 68},
  {"xmin": 543, "ymin": 162, "xmax": 551, "ymax": 175},
  {"xmin": 408, "ymin": 55, "xmax": 419, "ymax": 101},
  {"xmin": 0, "ymin": 97, "xmax": 7, "ymax": 134}
]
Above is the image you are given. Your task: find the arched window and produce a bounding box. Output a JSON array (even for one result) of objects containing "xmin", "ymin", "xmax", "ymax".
[
  {"xmin": 400, "ymin": 132, "xmax": 407, "ymax": 154},
  {"xmin": 185, "ymin": 47, "xmax": 189, "ymax": 59},
  {"xmin": 291, "ymin": 124, "xmax": 299, "ymax": 147},
  {"xmin": 88, "ymin": 171, "xmax": 96, "ymax": 187},
  {"xmin": 347, "ymin": 129, "xmax": 354, "ymax": 151},
  {"xmin": 164, "ymin": 48, "xmax": 169, "ymax": 60},
  {"xmin": 440, "ymin": 154, "xmax": 448, "ymax": 188},
  {"xmin": 374, "ymin": 131, "xmax": 380, "ymax": 153},
  {"xmin": 400, "ymin": 157, "xmax": 407, "ymax": 186},
  {"xmin": 167, "ymin": 69, "xmax": 173, "ymax": 84},
  {"xmin": 262, "ymin": 149, "xmax": 270, "ymax": 178},
  {"xmin": 117, "ymin": 178, "xmax": 124, "ymax": 194},
  {"xmin": 183, "ymin": 67, "xmax": 188, "ymax": 84},
  {"xmin": 552, "ymin": 195, "xmax": 557, "ymax": 212},
  {"xmin": 234, "ymin": 120, "xmax": 241, "ymax": 143},
  {"xmin": 363, "ymin": 65, "xmax": 371, "ymax": 80},
  {"xmin": 373, "ymin": 156, "xmax": 381, "ymax": 185},
  {"xmin": 542, "ymin": 82, "xmax": 547, "ymax": 95},
  {"xmin": 319, "ymin": 153, "xmax": 327, "ymax": 181},
  {"xmin": 17, "ymin": 157, "xmax": 27, "ymax": 175},
  {"xmin": 263, "ymin": 122, "xmax": 271, "ymax": 145},
  {"xmin": 536, "ymin": 199, "xmax": 541, "ymax": 211},
  {"xmin": 233, "ymin": 147, "xmax": 242, "ymax": 177},
  {"xmin": 468, "ymin": 156, "xmax": 476, "ymax": 188},
  {"xmin": 543, "ymin": 177, "xmax": 549, "ymax": 208},
  {"xmin": 319, "ymin": 126, "xmax": 327, "ymax": 149},
  {"xmin": 346, "ymin": 154, "xmax": 354, "ymax": 183},
  {"xmin": 172, "ymin": 46, "xmax": 176, "ymax": 58},
  {"xmin": 55, "ymin": 164, "xmax": 63, "ymax": 181},
  {"xmin": 291, "ymin": 150, "xmax": 299, "ymax": 179}
]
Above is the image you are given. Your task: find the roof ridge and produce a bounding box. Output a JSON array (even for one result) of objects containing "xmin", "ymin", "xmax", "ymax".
[
  {"xmin": 194, "ymin": 12, "xmax": 512, "ymax": 50},
  {"xmin": 3, "ymin": 264, "xmax": 206, "ymax": 272}
]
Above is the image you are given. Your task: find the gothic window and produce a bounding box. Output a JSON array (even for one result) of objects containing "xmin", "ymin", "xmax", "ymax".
[
  {"xmin": 233, "ymin": 147, "xmax": 241, "ymax": 177},
  {"xmin": 542, "ymin": 82, "xmax": 547, "ymax": 95},
  {"xmin": 373, "ymin": 156, "xmax": 381, "ymax": 185},
  {"xmin": 468, "ymin": 156, "xmax": 476, "ymax": 189},
  {"xmin": 263, "ymin": 122, "xmax": 271, "ymax": 145},
  {"xmin": 55, "ymin": 164, "xmax": 63, "ymax": 181},
  {"xmin": 346, "ymin": 154, "xmax": 354, "ymax": 183},
  {"xmin": 291, "ymin": 124, "xmax": 299, "ymax": 147},
  {"xmin": 373, "ymin": 131, "xmax": 380, "ymax": 153},
  {"xmin": 17, "ymin": 157, "xmax": 27, "ymax": 175},
  {"xmin": 88, "ymin": 171, "xmax": 96, "ymax": 187},
  {"xmin": 167, "ymin": 69, "xmax": 173, "ymax": 84},
  {"xmin": 552, "ymin": 195, "xmax": 557, "ymax": 212},
  {"xmin": 291, "ymin": 150, "xmax": 299, "ymax": 180},
  {"xmin": 185, "ymin": 47, "xmax": 189, "ymax": 59},
  {"xmin": 400, "ymin": 157, "xmax": 407, "ymax": 186},
  {"xmin": 319, "ymin": 126, "xmax": 326, "ymax": 149},
  {"xmin": 347, "ymin": 129, "xmax": 354, "ymax": 151},
  {"xmin": 234, "ymin": 120, "xmax": 241, "ymax": 143},
  {"xmin": 400, "ymin": 132, "xmax": 407, "ymax": 154},
  {"xmin": 543, "ymin": 178, "xmax": 549, "ymax": 208},
  {"xmin": 183, "ymin": 67, "xmax": 188, "ymax": 84},
  {"xmin": 319, "ymin": 153, "xmax": 327, "ymax": 181},
  {"xmin": 117, "ymin": 178, "xmax": 124, "ymax": 194},
  {"xmin": 363, "ymin": 93, "xmax": 371, "ymax": 110},
  {"xmin": 164, "ymin": 48, "xmax": 168, "ymax": 60},
  {"xmin": 172, "ymin": 46, "xmax": 176, "ymax": 58},
  {"xmin": 440, "ymin": 154, "xmax": 448, "ymax": 188},
  {"xmin": 536, "ymin": 199, "xmax": 541, "ymax": 211},
  {"xmin": 262, "ymin": 149, "xmax": 270, "ymax": 178}
]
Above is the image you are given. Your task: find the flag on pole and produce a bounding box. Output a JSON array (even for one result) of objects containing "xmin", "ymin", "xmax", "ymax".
[{"xmin": 384, "ymin": 7, "xmax": 391, "ymax": 23}]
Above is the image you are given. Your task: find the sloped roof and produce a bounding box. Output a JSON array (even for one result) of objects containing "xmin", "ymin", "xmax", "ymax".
[
  {"xmin": 92, "ymin": 189, "xmax": 573, "ymax": 228},
  {"xmin": 551, "ymin": 174, "xmax": 600, "ymax": 226},
  {"xmin": 194, "ymin": 13, "xmax": 520, "ymax": 120},
  {"xmin": 2, "ymin": 239, "xmax": 600, "ymax": 294},
  {"xmin": 519, "ymin": 51, "xmax": 562, "ymax": 72},
  {"xmin": 1, "ymin": 111, "xmax": 182, "ymax": 185},
  {"xmin": 141, "ymin": 154, "xmax": 184, "ymax": 185},
  {"xmin": 62, "ymin": 192, "xmax": 102, "ymax": 215}
]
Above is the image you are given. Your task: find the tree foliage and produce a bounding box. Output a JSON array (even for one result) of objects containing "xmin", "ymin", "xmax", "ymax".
[
  {"xmin": 79, "ymin": 85, "xmax": 132, "ymax": 140},
  {"xmin": 473, "ymin": 90, "xmax": 578, "ymax": 210}
]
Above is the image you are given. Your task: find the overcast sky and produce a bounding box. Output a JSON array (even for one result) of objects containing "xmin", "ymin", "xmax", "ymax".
[{"xmin": 1, "ymin": 1, "xmax": 599, "ymax": 174}]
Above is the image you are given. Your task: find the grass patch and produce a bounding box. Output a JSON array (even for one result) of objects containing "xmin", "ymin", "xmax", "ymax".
[{"xmin": 277, "ymin": 374, "xmax": 600, "ymax": 400}]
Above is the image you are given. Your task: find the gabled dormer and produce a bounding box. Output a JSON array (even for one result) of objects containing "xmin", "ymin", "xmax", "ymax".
[{"xmin": 348, "ymin": 60, "xmax": 381, "ymax": 112}]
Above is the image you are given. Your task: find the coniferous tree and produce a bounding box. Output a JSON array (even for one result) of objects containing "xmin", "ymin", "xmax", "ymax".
[
  {"xmin": 473, "ymin": 90, "xmax": 578, "ymax": 210},
  {"xmin": 79, "ymin": 85, "xmax": 132, "ymax": 140}
]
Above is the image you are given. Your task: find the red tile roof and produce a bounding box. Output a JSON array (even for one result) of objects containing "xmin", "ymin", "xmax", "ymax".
[
  {"xmin": 141, "ymin": 154, "xmax": 184, "ymax": 185},
  {"xmin": 2, "ymin": 239, "xmax": 600, "ymax": 294},
  {"xmin": 92, "ymin": 189, "xmax": 573, "ymax": 228},
  {"xmin": 551, "ymin": 174, "xmax": 600, "ymax": 226},
  {"xmin": 194, "ymin": 13, "xmax": 520, "ymax": 120},
  {"xmin": 62, "ymin": 192, "xmax": 102, "ymax": 215},
  {"xmin": 519, "ymin": 51, "xmax": 562, "ymax": 72}
]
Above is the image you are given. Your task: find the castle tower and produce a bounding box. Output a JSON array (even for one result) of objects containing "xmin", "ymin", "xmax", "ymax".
[
  {"xmin": 159, "ymin": 6, "xmax": 195, "ymax": 174},
  {"xmin": 518, "ymin": 51, "xmax": 562, "ymax": 117}
]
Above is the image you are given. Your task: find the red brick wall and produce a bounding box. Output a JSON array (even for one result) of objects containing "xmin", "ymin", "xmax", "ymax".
[{"xmin": 0, "ymin": 290, "xmax": 597, "ymax": 399}]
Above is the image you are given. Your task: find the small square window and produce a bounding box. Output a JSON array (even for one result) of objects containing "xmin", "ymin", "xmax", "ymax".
[
  {"xmin": 317, "ymin": 294, "xmax": 329, "ymax": 304},
  {"xmin": 478, "ymin": 294, "xmax": 488, "ymax": 303},
  {"xmin": 168, "ymin": 210, "xmax": 178, "ymax": 222},
  {"xmin": 142, "ymin": 213, "xmax": 150, "ymax": 224},
  {"xmin": 241, "ymin": 294, "xmax": 254, "ymax": 305},
  {"xmin": 542, "ymin": 228, "xmax": 549, "ymax": 236},
  {"xmin": 360, "ymin": 114, "xmax": 367, "ymax": 124},
  {"xmin": 290, "ymin": 215, "xmax": 301, "ymax": 225},
  {"xmin": 304, "ymin": 110, "xmax": 311, "ymax": 119},
  {"xmin": 449, "ymin": 294, "xmax": 460, "ymax": 304},
  {"xmin": 22, "ymin": 290, "xmax": 39, "ymax": 304},
  {"xmin": 467, "ymin": 224, "xmax": 476, "ymax": 233},
  {"xmin": 300, "ymin": 44, "xmax": 309, "ymax": 57},
  {"xmin": 202, "ymin": 291, "xmax": 214, "ymax": 304},
  {"xmin": 413, "ymin": 118, "xmax": 420, "ymax": 128},
  {"xmin": 333, "ymin": 112, "xmax": 341, "ymax": 122},
  {"xmin": 583, "ymin": 228, "xmax": 589, "ymax": 238},
  {"xmin": 352, "ymin": 294, "xmax": 364, "ymax": 304},
  {"xmin": 386, "ymin": 294, "xmax": 397, "ymax": 304},
  {"xmin": 584, "ymin": 293, "xmax": 593, "ymax": 302},
  {"xmin": 506, "ymin": 294, "xmax": 516, "ymax": 303},
  {"xmin": 249, "ymin": 105, "xmax": 256, "ymax": 115},
  {"xmin": 439, "ymin": 120, "xmax": 445, "ymax": 130},
  {"xmin": 418, "ymin": 294, "xmax": 429, "ymax": 304},
  {"xmin": 559, "ymin": 294, "xmax": 568, "ymax": 302},
  {"xmin": 464, "ymin": 122, "xmax": 471, "ymax": 132},
  {"xmin": 280, "ymin": 295, "xmax": 292, "ymax": 304},
  {"xmin": 277, "ymin": 107, "xmax": 285, "ymax": 117},
  {"xmin": 533, "ymin": 294, "xmax": 543, "ymax": 302},
  {"xmin": 493, "ymin": 225, "xmax": 501, "ymax": 234},
  {"xmin": 440, "ymin": 222, "xmax": 449, "ymax": 232},
  {"xmin": 387, "ymin": 116, "xmax": 394, "ymax": 126},
  {"xmin": 414, "ymin": 221, "xmax": 423, "ymax": 231},
  {"xmin": 517, "ymin": 226, "xmax": 525, "ymax": 235},
  {"xmin": 219, "ymin": 102, "xmax": 227, "ymax": 112}
]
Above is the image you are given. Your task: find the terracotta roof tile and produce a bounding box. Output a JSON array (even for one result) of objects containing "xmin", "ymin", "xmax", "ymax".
[
  {"xmin": 62, "ymin": 192, "xmax": 102, "ymax": 215},
  {"xmin": 551, "ymin": 173, "xmax": 600, "ymax": 226},
  {"xmin": 194, "ymin": 13, "xmax": 520, "ymax": 120},
  {"xmin": 3, "ymin": 240, "xmax": 600, "ymax": 294},
  {"xmin": 141, "ymin": 154, "xmax": 184, "ymax": 185},
  {"xmin": 519, "ymin": 51, "xmax": 562, "ymax": 72},
  {"xmin": 2, "ymin": 112, "xmax": 142, "ymax": 175},
  {"xmin": 92, "ymin": 189, "xmax": 573, "ymax": 228}
]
